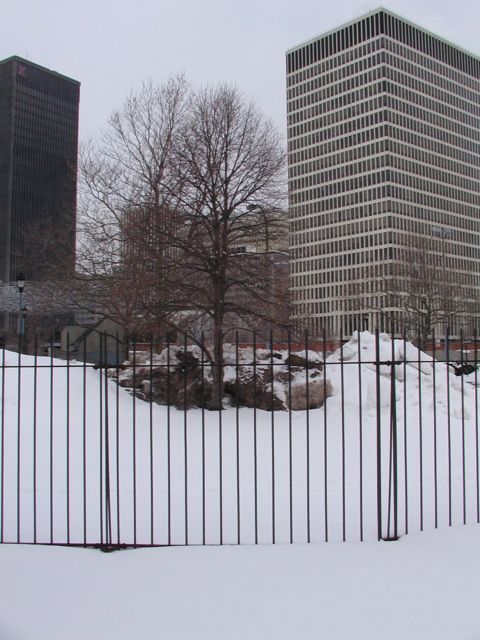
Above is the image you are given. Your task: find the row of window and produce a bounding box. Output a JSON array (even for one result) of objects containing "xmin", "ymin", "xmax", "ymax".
[
  {"xmin": 291, "ymin": 232, "xmax": 480, "ymax": 272},
  {"xmin": 291, "ymin": 48, "xmax": 480, "ymax": 115},
  {"xmin": 287, "ymin": 10, "xmax": 480, "ymax": 78},
  {"xmin": 288, "ymin": 79, "xmax": 384, "ymax": 126},
  {"xmin": 383, "ymin": 50, "xmax": 480, "ymax": 103},
  {"xmin": 290, "ymin": 139, "xmax": 480, "ymax": 183},
  {"xmin": 385, "ymin": 94, "xmax": 480, "ymax": 139},
  {"xmin": 384, "ymin": 65, "xmax": 480, "ymax": 116},
  {"xmin": 290, "ymin": 149, "xmax": 480, "ymax": 196},
  {"xmin": 289, "ymin": 141, "xmax": 388, "ymax": 179},
  {"xmin": 291, "ymin": 247, "xmax": 478, "ymax": 286},
  {"xmin": 288, "ymin": 36, "xmax": 480, "ymax": 99},
  {"xmin": 289, "ymin": 102, "xmax": 480, "ymax": 159},
  {"xmin": 383, "ymin": 37, "xmax": 480, "ymax": 92},
  {"xmin": 289, "ymin": 123, "xmax": 385, "ymax": 165},
  {"xmin": 287, "ymin": 50, "xmax": 383, "ymax": 101},
  {"xmin": 289, "ymin": 64, "xmax": 480, "ymax": 122},
  {"xmin": 292, "ymin": 172, "xmax": 480, "ymax": 208},
  {"xmin": 287, "ymin": 23, "xmax": 378, "ymax": 77},
  {"xmin": 288, "ymin": 64, "xmax": 383, "ymax": 114},
  {"xmin": 292, "ymin": 163, "xmax": 480, "ymax": 207},
  {"xmin": 387, "ymin": 154, "xmax": 480, "ymax": 193},
  {"xmin": 290, "ymin": 185, "xmax": 480, "ymax": 229},
  {"xmin": 291, "ymin": 264, "xmax": 479, "ymax": 293},
  {"xmin": 389, "ymin": 122, "xmax": 480, "ymax": 167},
  {"xmin": 289, "ymin": 152, "xmax": 387, "ymax": 191},
  {"xmin": 289, "ymin": 115, "xmax": 480, "ymax": 171},
  {"xmin": 288, "ymin": 108, "xmax": 386, "ymax": 151},
  {"xmin": 288, "ymin": 95, "xmax": 385, "ymax": 139}
]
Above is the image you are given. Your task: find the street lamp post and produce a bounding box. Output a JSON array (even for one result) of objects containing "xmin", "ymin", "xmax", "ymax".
[
  {"xmin": 16, "ymin": 274, "xmax": 25, "ymax": 354},
  {"xmin": 431, "ymin": 227, "xmax": 453, "ymax": 360}
]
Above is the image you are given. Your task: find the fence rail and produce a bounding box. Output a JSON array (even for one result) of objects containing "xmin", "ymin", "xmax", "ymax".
[{"xmin": 0, "ymin": 329, "xmax": 479, "ymax": 548}]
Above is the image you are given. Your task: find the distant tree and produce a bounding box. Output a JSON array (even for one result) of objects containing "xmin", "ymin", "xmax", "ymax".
[
  {"xmin": 79, "ymin": 81, "xmax": 287, "ymax": 406},
  {"xmin": 163, "ymin": 85, "xmax": 286, "ymax": 407},
  {"xmin": 379, "ymin": 235, "xmax": 479, "ymax": 349},
  {"xmin": 77, "ymin": 76, "xmax": 188, "ymax": 338}
]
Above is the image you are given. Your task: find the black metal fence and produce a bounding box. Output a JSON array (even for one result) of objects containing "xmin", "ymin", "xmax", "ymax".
[{"xmin": 0, "ymin": 329, "xmax": 479, "ymax": 549}]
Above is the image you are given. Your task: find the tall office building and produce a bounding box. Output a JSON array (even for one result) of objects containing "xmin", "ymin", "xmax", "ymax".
[
  {"xmin": 287, "ymin": 9, "xmax": 480, "ymax": 337},
  {"xmin": 0, "ymin": 56, "xmax": 80, "ymax": 282}
]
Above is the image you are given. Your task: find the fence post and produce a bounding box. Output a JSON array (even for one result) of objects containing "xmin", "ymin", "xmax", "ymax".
[
  {"xmin": 103, "ymin": 332, "xmax": 113, "ymax": 548},
  {"xmin": 385, "ymin": 324, "xmax": 399, "ymax": 541},
  {"xmin": 0, "ymin": 343, "xmax": 5, "ymax": 543},
  {"xmin": 375, "ymin": 328, "xmax": 382, "ymax": 541}
]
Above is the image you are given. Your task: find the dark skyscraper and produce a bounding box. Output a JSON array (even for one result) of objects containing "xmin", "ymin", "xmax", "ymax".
[{"xmin": 0, "ymin": 56, "xmax": 80, "ymax": 282}]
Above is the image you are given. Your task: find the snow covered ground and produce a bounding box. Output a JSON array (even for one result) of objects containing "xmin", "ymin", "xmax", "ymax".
[
  {"xmin": 1, "ymin": 525, "xmax": 479, "ymax": 639},
  {"xmin": 1, "ymin": 331, "xmax": 480, "ymax": 638},
  {"xmin": 1, "ymin": 331, "xmax": 479, "ymax": 545}
]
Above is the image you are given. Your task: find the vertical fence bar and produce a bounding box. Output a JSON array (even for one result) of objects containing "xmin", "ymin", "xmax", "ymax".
[
  {"xmin": 82, "ymin": 337, "xmax": 87, "ymax": 546},
  {"xmin": 389, "ymin": 324, "xmax": 398, "ymax": 540},
  {"xmin": 103, "ymin": 334, "xmax": 112, "ymax": 547},
  {"xmin": 201, "ymin": 332, "xmax": 206, "ymax": 545},
  {"xmin": 340, "ymin": 329, "xmax": 345, "ymax": 542},
  {"xmin": 475, "ymin": 329, "xmax": 479, "ymax": 523},
  {"xmin": 0, "ymin": 342, "xmax": 5, "ymax": 542},
  {"xmin": 358, "ymin": 330, "xmax": 363, "ymax": 541},
  {"xmin": 253, "ymin": 331, "xmax": 258, "ymax": 545},
  {"xmin": 323, "ymin": 328, "xmax": 328, "ymax": 542},
  {"xmin": 16, "ymin": 332, "xmax": 22, "ymax": 542},
  {"xmin": 288, "ymin": 330, "xmax": 293, "ymax": 544},
  {"xmin": 460, "ymin": 330, "xmax": 466, "ymax": 525},
  {"xmin": 432, "ymin": 329, "xmax": 438, "ymax": 529},
  {"xmin": 375, "ymin": 328, "xmax": 382, "ymax": 540},
  {"xmin": 183, "ymin": 333, "xmax": 188, "ymax": 546},
  {"xmin": 417, "ymin": 329, "xmax": 423, "ymax": 532},
  {"xmin": 235, "ymin": 331, "xmax": 241, "ymax": 545},
  {"xmin": 149, "ymin": 339, "xmax": 154, "ymax": 545},
  {"xmin": 218, "ymin": 331, "xmax": 223, "ymax": 546},
  {"xmin": 166, "ymin": 334, "xmax": 171, "ymax": 545},
  {"xmin": 99, "ymin": 334, "xmax": 104, "ymax": 545},
  {"xmin": 33, "ymin": 334, "xmax": 38, "ymax": 543},
  {"xmin": 66, "ymin": 333, "xmax": 71, "ymax": 544},
  {"xmin": 49, "ymin": 331, "xmax": 54, "ymax": 544},
  {"xmin": 132, "ymin": 337, "xmax": 137, "ymax": 547},
  {"xmin": 115, "ymin": 334, "xmax": 120, "ymax": 545},
  {"xmin": 305, "ymin": 330, "xmax": 311, "ymax": 543},
  {"xmin": 403, "ymin": 331, "xmax": 408, "ymax": 535},
  {"xmin": 270, "ymin": 330, "xmax": 275, "ymax": 544},
  {"xmin": 446, "ymin": 328, "xmax": 452, "ymax": 526}
]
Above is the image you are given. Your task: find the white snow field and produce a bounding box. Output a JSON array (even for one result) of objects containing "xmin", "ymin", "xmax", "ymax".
[
  {"xmin": 1, "ymin": 331, "xmax": 479, "ymax": 545},
  {"xmin": 1, "ymin": 331, "xmax": 480, "ymax": 639},
  {"xmin": 1, "ymin": 526, "xmax": 480, "ymax": 640}
]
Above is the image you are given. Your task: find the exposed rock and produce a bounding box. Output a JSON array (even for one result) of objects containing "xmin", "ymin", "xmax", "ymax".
[
  {"xmin": 112, "ymin": 346, "xmax": 332, "ymax": 411},
  {"xmin": 285, "ymin": 354, "xmax": 323, "ymax": 370},
  {"xmin": 289, "ymin": 379, "xmax": 333, "ymax": 411},
  {"xmin": 224, "ymin": 367, "xmax": 286, "ymax": 411}
]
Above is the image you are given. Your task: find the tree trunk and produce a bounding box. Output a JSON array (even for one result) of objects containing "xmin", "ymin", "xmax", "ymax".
[{"xmin": 210, "ymin": 313, "xmax": 224, "ymax": 410}]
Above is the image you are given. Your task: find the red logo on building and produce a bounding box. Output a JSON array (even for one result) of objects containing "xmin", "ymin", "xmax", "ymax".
[{"xmin": 17, "ymin": 63, "xmax": 27, "ymax": 78}]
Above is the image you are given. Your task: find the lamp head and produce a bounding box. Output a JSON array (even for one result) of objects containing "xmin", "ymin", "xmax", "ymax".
[{"xmin": 16, "ymin": 274, "xmax": 25, "ymax": 293}]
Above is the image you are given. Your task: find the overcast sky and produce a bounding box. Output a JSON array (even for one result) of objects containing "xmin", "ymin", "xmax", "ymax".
[{"xmin": 2, "ymin": 0, "xmax": 479, "ymax": 140}]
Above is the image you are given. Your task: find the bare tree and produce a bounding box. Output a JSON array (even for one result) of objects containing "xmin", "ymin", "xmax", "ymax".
[
  {"xmin": 79, "ymin": 81, "xmax": 287, "ymax": 407},
  {"xmin": 380, "ymin": 236, "xmax": 479, "ymax": 349},
  {"xmin": 77, "ymin": 76, "xmax": 188, "ymax": 338},
  {"xmin": 162, "ymin": 85, "xmax": 286, "ymax": 407}
]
